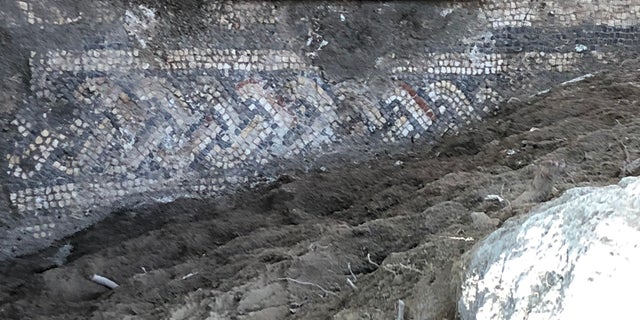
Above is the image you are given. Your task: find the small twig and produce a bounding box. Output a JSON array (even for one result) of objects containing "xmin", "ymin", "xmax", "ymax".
[
  {"xmin": 437, "ymin": 235, "xmax": 475, "ymax": 242},
  {"xmin": 396, "ymin": 299, "xmax": 405, "ymax": 320},
  {"xmin": 346, "ymin": 278, "xmax": 358, "ymax": 290},
  {"xmin": 505, "ymin": 198, "xmax": 513, "ymax": 212},
  {"xmin": 484, "ymin": 194, "xmax": 504, "ymax": 203},
  {"xmin": 398, "ymin": 263, "xmax": 424, "ymax": 275},
  {"xmin": 366, "ymin": 253, "xmax": 379, "ymax": 268},
  {"xmin": 382, "ymin": 262, "xmax": 425, "ymax": 275},
  {"xmin": 181, "ymin": 272, "xmax": 198, "ymax": 280},
  {"xmin": 382, "ymin": 265, "xmax": 398, "ymax": 275},
  {"xmin": 277, "ymin": 277, "xmax": 338, "ymax": 297},
  {"xmin": 90, "ymin": 274, "xmax": 119, "ymax": 289},
  {"xmin": 367, "ymin": 253, "xmax": 397, "ymax": 275},
  {"xmin": 347, "ymin": 262, "xmax": 357, "ymax": 282},
  {"xmin": 499, "ymin": 183, "xmax": 513, "ymax": 211},
  {"xmin": 346, "ymin": 262, "xmax": 358, "ymax": 290}
]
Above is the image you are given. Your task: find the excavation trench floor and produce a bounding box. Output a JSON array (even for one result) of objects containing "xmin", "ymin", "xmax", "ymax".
[{"xmin": 2, "ymin": 69, "xmax": 640, "ymax": 319}]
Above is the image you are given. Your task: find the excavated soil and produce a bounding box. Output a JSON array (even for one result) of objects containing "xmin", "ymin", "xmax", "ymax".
[{"xmin": 2, "ymin": 68, "xmax": 640, "ymax": 319}]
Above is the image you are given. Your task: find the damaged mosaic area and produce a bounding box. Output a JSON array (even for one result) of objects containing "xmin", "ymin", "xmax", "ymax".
[
  {"xmin": 2, "ymin": 0, "xmax": 640, "ymax": 257},
  {"xmin": 9, "ymin": 47, "xmax": 500, "ymax": 227}
]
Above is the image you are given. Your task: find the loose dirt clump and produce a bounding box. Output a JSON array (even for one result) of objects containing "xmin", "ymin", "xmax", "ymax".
[{"xmin": 2, "ymin": 69, "xmax": 640, "ymax": 319}]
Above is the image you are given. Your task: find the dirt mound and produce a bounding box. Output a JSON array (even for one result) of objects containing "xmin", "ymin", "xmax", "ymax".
[{"xmin": 2, "ymin": 68, "xmax": 640, "ymax": 319}]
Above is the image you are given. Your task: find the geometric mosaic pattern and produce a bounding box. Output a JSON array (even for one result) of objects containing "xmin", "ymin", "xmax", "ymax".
[{"xmin": 2, "ymin": 0, "xmax": 640, "ymax": 258}]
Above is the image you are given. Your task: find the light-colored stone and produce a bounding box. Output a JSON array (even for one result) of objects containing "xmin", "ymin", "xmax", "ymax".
[
  {"xmin": 469, "ymin": 212, "xmax": 499, "ymax": 230},
  {"xmin": 459, "ymin": 177, "xmax": 640, "ymax": 320}
]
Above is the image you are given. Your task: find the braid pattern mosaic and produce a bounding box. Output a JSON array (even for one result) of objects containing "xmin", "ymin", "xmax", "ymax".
[{"xmin": 1, "ymin": 0, "xmax": 639, "ymax": 258}]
